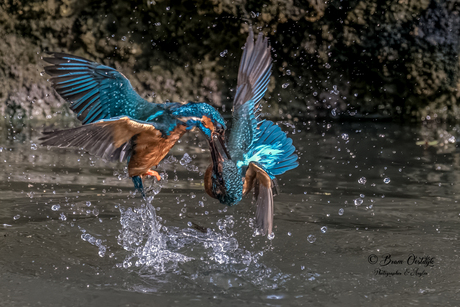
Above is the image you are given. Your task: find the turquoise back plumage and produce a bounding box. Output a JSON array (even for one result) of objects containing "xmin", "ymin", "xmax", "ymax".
[{"xmin": 240, "ymin": 120, "xmax": 298, "ymax": 179}]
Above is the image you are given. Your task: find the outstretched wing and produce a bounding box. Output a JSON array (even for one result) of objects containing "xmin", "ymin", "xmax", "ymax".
[
  {"xmin": 41, "ymin": 116, "xmax": 187, "ymax": 177},
  {"xmin": 40, "ymin": 116, "xmax": 156, "ymax": 162},
  {"xmin": 228, "ymin": 29, "xmax": 272, "ymax": 157},
  {"xmin": 243, "ymin": 162, "xmax": 274, "ymax": 235},
  {"xmin": 44, "ymin": 53, "xmax": 159, "ymax": 124}
]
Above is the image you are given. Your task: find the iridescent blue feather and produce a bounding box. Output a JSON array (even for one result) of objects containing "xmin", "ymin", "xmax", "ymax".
[
  {"xmin": 44, "ymin": 52, "xmax": 161, "ymax": 124},
  {"xmin": 228, "ymin": 31, "xmax": 272, "ymax": 159},
  {"xmin": 238, "ymin": 121, "xmax": 298, "ymax": 179}
]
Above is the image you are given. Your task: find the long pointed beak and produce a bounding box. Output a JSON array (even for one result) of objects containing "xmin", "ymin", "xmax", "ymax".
[
  {"xmin": 208, "ymin": 132, "xmax": 229, "ymax": 199},
  {"xmin": 209, "ymin": 132, "xmax": 229, "ymax": 166}
]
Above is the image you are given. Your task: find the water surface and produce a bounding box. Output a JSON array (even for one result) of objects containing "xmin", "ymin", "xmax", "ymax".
[{"xmin": 1, "ymin": 120, "xmax": 459, "ymax": 306}]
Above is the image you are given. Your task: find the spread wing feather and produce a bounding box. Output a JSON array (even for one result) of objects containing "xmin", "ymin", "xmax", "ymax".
[
  {"xmin": 240, "ymin": 121, "xmax": 298, "ymax": 178},
  {"xmin": 44, "ymin": 52, "xmax": 158, "ymax": 124},
  {"xmin": 228, "ymin": 29, "xmax": 272, "ymax": 157},
  {"xmin": 40, "ymin": 116, "xmax": 159, "ymax": 162}
]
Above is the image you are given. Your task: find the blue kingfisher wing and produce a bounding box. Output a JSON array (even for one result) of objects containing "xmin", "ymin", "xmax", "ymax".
[
  {"xmin": 241, "ymin": 120, "xmax": 298, "ymax": 178},
  {"xmin": 228, "ymin": 29, "xmax": 272, "ymax": 156},
  {"xmin": 40, "ymin": 116, "xmax": 171, "ymax": 162},
  {"xmin": 243, "ymin": 162, "xmax": 274, "ymax": 235},
  {"xmin": 44, "ymin": 53, "xmax": 158, "ymax": 124}
]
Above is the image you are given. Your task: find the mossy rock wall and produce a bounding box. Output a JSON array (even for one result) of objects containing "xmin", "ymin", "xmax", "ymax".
[{"xmin": 1, "ymin": 0, "xmax": 459, "ymax": 122}]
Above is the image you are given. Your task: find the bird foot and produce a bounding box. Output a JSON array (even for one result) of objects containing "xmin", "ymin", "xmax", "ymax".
[{"xmin": 145, "ymin": 170, "xmax": 161, "ymax": 181}]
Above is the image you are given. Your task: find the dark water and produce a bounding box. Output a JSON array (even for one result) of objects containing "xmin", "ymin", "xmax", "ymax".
[{"xmin": 1, "ymin": 120, "xmax": 460, "ymax": 306}]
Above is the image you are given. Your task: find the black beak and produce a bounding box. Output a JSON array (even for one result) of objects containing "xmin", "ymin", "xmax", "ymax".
[
  {"xmin": 209, "ymin": 131, "xmax": 229, "ymax": 165},
  {"xmin": 207, "ymin": 132, "xmax": 229, "ymax": 199}
]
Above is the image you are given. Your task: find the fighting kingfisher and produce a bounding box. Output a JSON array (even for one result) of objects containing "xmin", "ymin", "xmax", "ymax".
[
  {"xmin": 40, "ymin": 52, "xmax": 225, "ymax": 196},
  {"xmin": 203, "ymin": 30, "xmax": 298, "ymax": 235}
]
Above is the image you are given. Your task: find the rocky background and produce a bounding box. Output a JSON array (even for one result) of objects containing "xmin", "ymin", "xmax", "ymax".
[{"xmin": 0, "ymin": 0, "xmax": 459, "ymax": 123}]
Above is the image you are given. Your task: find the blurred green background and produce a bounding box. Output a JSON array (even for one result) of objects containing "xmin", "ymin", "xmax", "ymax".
[{"xmin": 0, "ymin": 0, "xmax": 459, "ymax": 123}]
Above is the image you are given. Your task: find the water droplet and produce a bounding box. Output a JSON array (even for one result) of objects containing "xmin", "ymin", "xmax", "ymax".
[
  {"xmin": 338, "ymin": 208, "xmax": 344, "ymax": 215},
  {"xmin": 220, "ymin": 49, "xmax": 228, "ymax": 57},
  {"xmin": 321, "ymin": 226, "xmax": 327, "ymax": 233},
  {"xmin": 51, "ymin": 204, "xmax": 60, "ymax": 211},
  {"xmin": 187, "ymin": 221, "xmax": 192, "ymax": 227},
  {"xmin": 164, "ymin": 155, "xmax": 177, "ymax": 164},
  {"xmin": 166, "ymin": 6, "xmax": 170, "ymax": 10},
  {"xmin": 331, "ymin": 85, "xmax": 339, "ymax": 95},
  {"xmin": 286, "ymin": 69, "xmax": 291, "ymax": 75},
  {"xmin": 121, "ymin": 36, "xmax": 126, "ymax": 41},
  {"xmin": 86, "ymin": 201, "xmax": 91, "ymax": 207},
  {"xmin": 268, "ymin": 233, "xmax": 275, "ymax": 240},
  {"xmin": 313, "ymin": 92, "xmax": 318, "ymax": 96},
  {"xmin": 324, "ymin": 63, "xmax": 331, "ymax": 69},
  {"xmin": 40, "ymin": 71, "xmax": 45, "ymax": 76},
  {"xmin": 186, "ymin": 164, "xmax": 199, "ymax": 172},
  {"xmin": 341, "ymin": 133, "xmax": 349, "ymax": 141},
  {"xmin": 384, "ymin": 177, "xmax": 391, "ymax": 184},
  {"xmin": 13, "ymin": 215, "xmax": 20, "ymax": 220},
  {"xmin": 282, "ymin": 83, "xmax": 289, "ymax": 89},
  {"xmin": 354, "ymin": 198, "xmax": 363, "ymax": 206},
  {"xmin": 92, "ymin": 208, "xmax": 99, "ymax": 216},
  {"xmin": 198, "ymin": 201, "xmax": 204, "ymax": 207},
  {"xmin": 307, "ymin": 234, "xmax": 316, "ymax": 243},
  {"xmin": 30, "ymin": 143, "xmax": 37, "ymax": 150},
  {"xmin": 358, "ymin": 177, "xmax": 367, "ymax": 184},
  {"xmin": 123, "ymin": 261, "xmax": 132, "ymax": 268},
  {"xmin": 59, "ymin": 213, "xmax": 67, "ymax": 221},
  {"xmin": 449, "ymin": 136, "xmax": 456, "ymax": 143},
  {"xmin": 287, "ymin": 232, "xmax": 292, "ymax": 236},
  {"xmin": 180, "ymin": 153, "xmax": 192, "ymax": 165}
]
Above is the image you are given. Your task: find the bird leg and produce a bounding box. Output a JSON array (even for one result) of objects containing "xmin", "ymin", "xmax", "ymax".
[{"xmin": 144, "ymin": 170, "xmax": 161, "ymax": 181}]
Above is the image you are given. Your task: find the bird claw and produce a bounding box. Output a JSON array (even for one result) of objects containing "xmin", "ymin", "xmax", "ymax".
[{"xmin": 145, "ymin": 170, "xmax": 161, "ymax": 181}]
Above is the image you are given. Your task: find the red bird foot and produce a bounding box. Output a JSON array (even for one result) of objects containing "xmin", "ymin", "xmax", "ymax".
[{"xmin": 144, "ymin": 170, "xmax": 161, "ymax": 181}]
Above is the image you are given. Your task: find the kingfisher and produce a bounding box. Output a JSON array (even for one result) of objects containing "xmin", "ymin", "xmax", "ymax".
[
  {"xmin": 40, "ymin": 52, "xmax": 226, "ymax": 196},
  {"xmin": 203, "ymin": 30, "xmax": 299, "ymax": 235}
]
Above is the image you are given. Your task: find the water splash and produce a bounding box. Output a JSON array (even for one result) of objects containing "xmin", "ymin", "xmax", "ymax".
[
  {"xmin": 117, "ymin": 202, "xmax": 192, "ymax": 273},
  {"xmin": 80, "ymin": 229, "xmax": 108, "ymax": 257},
  {"xmin": 115, "ymin": 196, "xmax": 290, "ymax": 289},
  {"xmin": 112, "ymin": 159, "xmax": 291, "ymax": 289}
]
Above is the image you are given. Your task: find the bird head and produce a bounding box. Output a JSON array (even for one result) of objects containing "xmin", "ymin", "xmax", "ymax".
[{"xmin": 171, "ymin": 102, "xmax": 230, "ymax": 162}]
